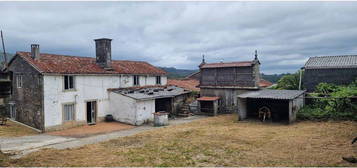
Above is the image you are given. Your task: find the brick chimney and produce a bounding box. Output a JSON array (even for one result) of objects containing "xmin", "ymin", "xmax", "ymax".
[
  {"xmin": 31, "ymin": 44, "xmax": 40, "ymax": 60},
  {"xmin": 94, "ymin": 38, "xmax": 112, "ymax": 69}
]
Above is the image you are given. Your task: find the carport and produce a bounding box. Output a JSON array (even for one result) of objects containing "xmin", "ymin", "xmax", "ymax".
[{"xmin": 237, "ymin": 90, "xmax": 305, "ymax": 123}]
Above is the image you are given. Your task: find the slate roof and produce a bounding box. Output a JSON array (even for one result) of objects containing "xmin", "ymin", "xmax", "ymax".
[
  {"xmin": 109, "ymin": 85, "xmax": 191, "ymax": 100},
  {"xmin": 238, "ymin": 89, "xmax": 305, "ymax": 100},
  {"xmin": 12, "ymin": 52, "xmax": 167, "ymax": 75},
  {"xmin": 304, "ymin": 55, "xmax": 357, "ymax": 69},
  {"xmin": 200, "ymin": 61, "xmax": 254, "ymax": 69}
]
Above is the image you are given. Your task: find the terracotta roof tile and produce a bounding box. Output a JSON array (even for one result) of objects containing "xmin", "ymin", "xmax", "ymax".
[
  {"xmin": 259, "ymin": 79, "xmax": 273, "ymax": 88},
  {"xmin": 167, "ymin": 79, "xmax": 200, "ymax": 91},
  {"xmin": 197, "ymin": 96, "xmax": 220, "ymax": 101},
  {"xmin": 200, "ymin": 61, "xmax": 253, "ymax": 69},
  {"xmin": 15, "ymin": 52, "xmax": 167, "ymax": 75}
]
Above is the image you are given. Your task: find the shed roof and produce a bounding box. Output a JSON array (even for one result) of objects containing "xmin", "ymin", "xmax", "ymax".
[
  {"xmin": 238, "ymin": 89, "xmax": 305, "ymax": 100},
  {"xmin": 11, "ymin": 52, "xmax": 167, "ymax": 75},
  {"xmin": 109, "ymin": 85, "xmax": 191, "ymax": 100},
  {"xmin": 304, "ymin": 55, "xmax": 357, "ymax": 69}
]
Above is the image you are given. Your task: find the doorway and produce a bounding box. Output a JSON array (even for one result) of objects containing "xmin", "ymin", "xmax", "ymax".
[{"xmin": 86, "ymin": 101, "xmax": 97, "ymax": 124}]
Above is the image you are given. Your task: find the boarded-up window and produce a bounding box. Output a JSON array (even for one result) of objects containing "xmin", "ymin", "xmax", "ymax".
[
  {"xmin": 16, "ymin": 75, "xmax": 23, "ymax": 88},
  {"xmin": 63, "ymin": 104, "xmax": 75, "ymax": 121},
  {"xmin": 64, "ymin": 75, "xmax": 75, "ymax": 90},
  {"xmin": 133, "ymin": 75, "xmax": 140, "ymax": 86},
  {"xmin": 156, "ymin": 76, "xmax": 161, "ymax": 85}
]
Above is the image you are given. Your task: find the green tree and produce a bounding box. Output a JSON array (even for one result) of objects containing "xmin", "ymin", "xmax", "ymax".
[{"xmin": 275, "ymin": 71, "xmax": 301, "ymax": 90}]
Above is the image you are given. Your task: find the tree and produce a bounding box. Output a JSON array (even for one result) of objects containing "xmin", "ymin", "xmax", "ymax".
[{"xmin": 274, "ymin": 71, "xmax": 301, "ymax": 90}]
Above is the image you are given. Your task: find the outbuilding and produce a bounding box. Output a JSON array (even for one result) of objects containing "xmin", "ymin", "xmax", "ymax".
[
  {"xmin": 237, "ymin": 90, "xmax": 305, "ymax": 123},
  {"xmin": 108, "ymin": 85, "xmax": 191, "ymax": 125}
]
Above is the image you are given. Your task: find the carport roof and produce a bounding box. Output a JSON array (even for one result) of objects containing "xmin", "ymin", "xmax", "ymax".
[{"xmin": 237, "ymin": 89, "xmax": 305, "ymax": 100}]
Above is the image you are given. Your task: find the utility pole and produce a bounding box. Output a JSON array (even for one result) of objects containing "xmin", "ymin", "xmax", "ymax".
[{"xmin": 1, "ymin": 30, "xmax": 8, "ymax": 70}]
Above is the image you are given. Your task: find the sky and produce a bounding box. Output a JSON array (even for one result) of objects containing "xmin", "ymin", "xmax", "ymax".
[{"xmin": 1, "ymin": 2, "xmax": 357, "ymax": 74}]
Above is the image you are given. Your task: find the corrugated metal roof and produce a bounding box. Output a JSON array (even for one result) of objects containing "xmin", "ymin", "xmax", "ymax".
[
  {"xmin": 110, "ymin": 85, "xmax": 191, "ymax": 100},
  {"xmin": 238, "ymin": 89, "xmax": 305, "ymax": 100},
  {"xmin": 304, "ymin": 55, "xmax": 357, "ymax": 69}
]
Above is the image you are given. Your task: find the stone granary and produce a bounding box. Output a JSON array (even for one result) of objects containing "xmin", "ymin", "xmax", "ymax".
[
  {"xmin": 7, "ymin": 38, "xmax": 173, "ymax": 132},
  {"xmin": 237, "ymin": 89, "xmax": 305, "ymax": 123},
  {"xmin": 108, "ymin": 85, "xmax": 191, "ymax": 125},
  {"xmin": 198, "ymin": 52, "xmax": 261, "ymax": 115},
  {"xmin": 303, "ymin": 55, "xmax": 357, "ymax": 92}
]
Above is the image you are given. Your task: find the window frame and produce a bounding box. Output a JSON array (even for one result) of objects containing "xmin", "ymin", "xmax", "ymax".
[
  {"xmin": 133, "ymin": 75, "xmax": 140, "ymax": 86},
  {"xmin": 156, "ymin": 76, "xmax": 161, "ymax": 85},
  {"xmin": 16, "ymin": 74, "xmax": 23, "ymax": 88},
  {"xmin": 62, "ymin": 103, "xmax": 76, "ymax": 122},
  {"xmin": 63, "ymin": 75, "xmax": 75, "ymax": 91}
]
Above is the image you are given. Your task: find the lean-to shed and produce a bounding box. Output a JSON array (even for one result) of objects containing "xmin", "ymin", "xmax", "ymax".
[
  {"xmin": 108, "ymin": 86, "xmax": 191, "ymax": 125},
  {"xmin": 237, "ymin": 90, "xmax": 305, "ymax": 123}
]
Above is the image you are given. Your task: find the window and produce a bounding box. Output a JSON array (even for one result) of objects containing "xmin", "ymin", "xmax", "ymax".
[
  {"xmin": 63, "ymin": 104, "xmax": 75, "ymax": 121},
  {"xmin": 64, "ymin": 75, "xmax": 75, "ymax": 90},
  {"xmin": 156, "ymin": 76, "xmax": 161, "ymax": 85},
  {"xmin": 16, "ymin": 75, "xmax": 23, "ymax": 88},
  {"xmin": 133, "ymin": 75, "xmax": 140, "ymax": 86}
]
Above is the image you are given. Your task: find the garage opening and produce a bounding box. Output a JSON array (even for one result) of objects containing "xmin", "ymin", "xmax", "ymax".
[
  {"xmin": 155, "ymin": 98, "xmax": 172, "ymax": 113},
  {"xmin": 246, "ymin": 98, "xmax": 289, "ymax": 122}
]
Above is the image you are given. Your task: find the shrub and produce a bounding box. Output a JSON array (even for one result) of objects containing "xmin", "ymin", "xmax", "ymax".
[{"xmin": 298, "ymin": 81, "xmax": 357, "ymax": 121}]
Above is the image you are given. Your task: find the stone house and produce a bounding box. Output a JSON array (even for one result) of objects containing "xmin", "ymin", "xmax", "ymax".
[{"xmin": 7, "ymin": 38, "xmax": 169, "ymax": 132}]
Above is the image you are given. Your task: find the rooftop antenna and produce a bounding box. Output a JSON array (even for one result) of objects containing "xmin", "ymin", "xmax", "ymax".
[
  {"xmin": 202, "ymin": 54, "xmax": 205, "ymax": 64},
  {"xmin": 1, "ymin": 30, "xmax": 8, "ymax": 70}
]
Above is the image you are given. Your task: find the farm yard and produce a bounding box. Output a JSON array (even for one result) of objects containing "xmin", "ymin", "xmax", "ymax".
[
  {"xmin": 1, "ymin": 114, "xmax": 356, "ymax": 167},
  {"xmin": 0, "ymin": 120, "xmax": 38, "ymax": 137}
]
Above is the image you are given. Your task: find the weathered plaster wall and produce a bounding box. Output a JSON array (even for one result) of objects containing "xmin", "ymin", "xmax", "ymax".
[
  {"xmin": 43, "ymin": 74, "xmax": 166, "ymax": 129},
  {"xmin": 8, "ymin": 56, "xmax": 44, "ymax": 130},
  {"xmin": 136, "ymin": 100, "xmax": 155, "ymax": 125},
  {"xmin": 289, "ymin": 94, "xmax": 304, "ymax": 123},
  {"xmin": 108, "ymin": 92, "xmax": 137, "ymax": 125},
  {"xmin": 43, "ymin": 75, "xmax": 120, "ymax": 128}
]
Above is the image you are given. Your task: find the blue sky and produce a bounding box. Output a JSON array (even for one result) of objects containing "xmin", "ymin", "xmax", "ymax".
[{"xmin": 1, "ymin": 2, "xmax": 357, "ymax": 74}]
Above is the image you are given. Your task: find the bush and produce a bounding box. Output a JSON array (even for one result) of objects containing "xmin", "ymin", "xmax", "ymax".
[{"xmin": 298, "ymin": 81, "xmax": 357, "ymax": 121}]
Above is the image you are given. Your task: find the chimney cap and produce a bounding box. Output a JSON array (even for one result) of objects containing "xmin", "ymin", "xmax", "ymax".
[{"xmin": 94, "ymin": 38, "xmax": 112, "ymax": 41}]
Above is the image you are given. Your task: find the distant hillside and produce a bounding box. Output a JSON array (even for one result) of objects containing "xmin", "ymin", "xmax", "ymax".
[
  {"xmin": 261, "ymin": 73, "xmax": 290, "ymax": 83},
  {"xmin": 159, "ymin": 67, "xmax": 198, "ymax": 79}
]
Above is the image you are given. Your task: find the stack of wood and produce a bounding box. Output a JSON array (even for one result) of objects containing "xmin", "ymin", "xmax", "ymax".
[{"xmin": 177, "ymin": 103, "xmax": 193, "ymax": 117}]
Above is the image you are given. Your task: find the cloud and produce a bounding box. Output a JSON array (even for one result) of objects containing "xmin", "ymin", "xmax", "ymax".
[{"xmin": 1, "ymin": 1, "xmax": 357, "ymax": 74}]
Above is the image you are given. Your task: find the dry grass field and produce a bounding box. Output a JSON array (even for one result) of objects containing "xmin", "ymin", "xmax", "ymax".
[
  {"xmin": 1, "ymin": 114, "xmax": 356, "ymax": 167},
  {"xmin": 0, "ymin": 120, "xmax": 38, "ymax": 137}
]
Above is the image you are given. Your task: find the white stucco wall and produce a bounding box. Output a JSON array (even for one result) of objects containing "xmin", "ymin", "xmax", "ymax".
[
  {"xmin": 108, "ymin": 92, "xmax": 137, "ymax": 125},
  {"xmin": 43, "ymin": 75, "xmax": 121, "ymax": 128},
  {"xmin": 136, "ymin": 100, "xmax": 155, "ymax": 125},
  {"xmin": 108, "ymin": 92, "xmax": 155, "ymax": 125},
  {"xmin": 43, "ymin": 74, "xmax": 167, "ymax": 128}
]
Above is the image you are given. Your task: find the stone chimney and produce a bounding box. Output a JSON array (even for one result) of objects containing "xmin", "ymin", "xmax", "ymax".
[
  {"xmin": 94, "ymin": 38, "xmax": 112, "ymax": 69},
  {"xmin": 31, "ymin": 44, "xmax": 40, "ymax": 60}
]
